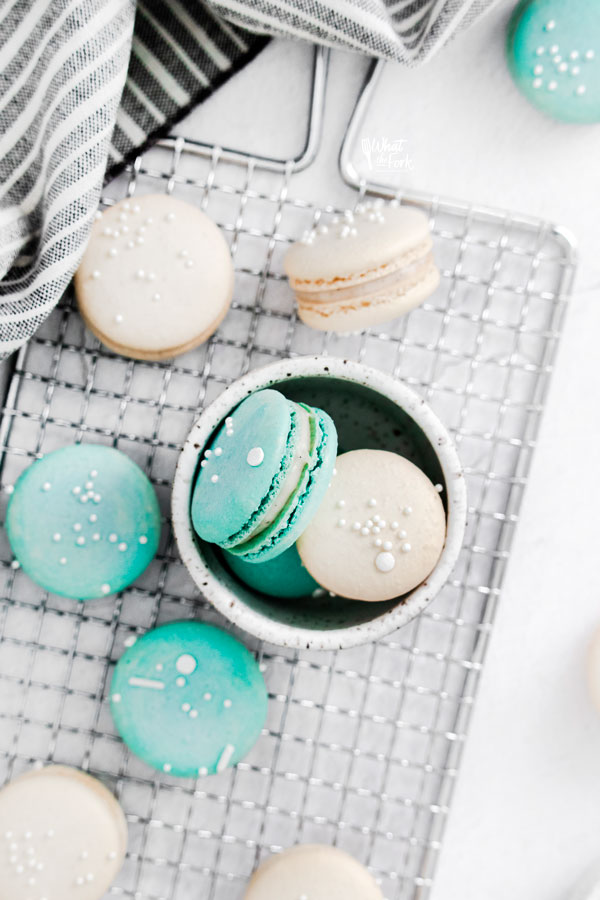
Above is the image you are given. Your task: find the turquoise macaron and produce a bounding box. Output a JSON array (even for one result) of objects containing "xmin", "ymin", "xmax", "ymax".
[
  {"xmin": 109, "ymin": 621, "xmax": 268, "ymax": 778},
  {"xmin": 224, "ymin": 543, "xmax": 321, "ymax": 599},
  {"xmin": 507, "ymin": 0, "xmax": 600, "ymax": 123},
  {"xmin": 191, "ymin": 389, "xmax": 337, "ymax": 563},
  {"xmin": 5, "ymin": 444, "xmax": 161, "ymax": 600}
]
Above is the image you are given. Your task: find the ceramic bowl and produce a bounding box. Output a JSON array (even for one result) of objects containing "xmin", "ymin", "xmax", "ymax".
[{"xmin": 172, "ymin": 357, "xmax": 467, "ymax": 650}]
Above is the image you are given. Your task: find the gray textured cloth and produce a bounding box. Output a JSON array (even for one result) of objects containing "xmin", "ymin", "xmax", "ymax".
[{"xmin": 0, "ymin": 0, "xmax": 494, "ymax": 356}]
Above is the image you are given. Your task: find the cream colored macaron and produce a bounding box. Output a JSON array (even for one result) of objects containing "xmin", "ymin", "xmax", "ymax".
[
  {"xmin": 75, "ymin": 194, "xmax": 234, "ymax": 360},
  {"xmin": 297, "ymin": 449, "xmax": 446, "ymax": 602},
  {"xmin": 244, "ymin": 844, "xmax": 383, "ymax": 900},
  {"xmin": 0, "ymin": 765, "xmax": 128, "ymax": 900},
  {"xmin": 284, "ymin": 200, "xmax": 439, "ymax": 333}
]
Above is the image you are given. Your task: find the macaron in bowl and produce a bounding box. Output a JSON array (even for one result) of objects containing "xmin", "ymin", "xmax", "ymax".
[
  {"xmin": 173, "ymin": 357, "xmax": 466, "ymax": 651},
  {"xmin": 191, "ymin": 389, "xmax": 337, "ymax": 563}
]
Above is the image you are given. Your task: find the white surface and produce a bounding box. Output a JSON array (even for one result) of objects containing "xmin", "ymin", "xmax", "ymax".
[{"xmin": 176, "ymin": 6, "xmax": 600, "ymax": 899}]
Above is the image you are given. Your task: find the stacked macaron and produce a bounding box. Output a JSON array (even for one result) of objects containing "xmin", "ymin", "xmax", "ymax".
[{"xmin": 191, "ymin": 388, "xmax": 447, "ymax": 604}]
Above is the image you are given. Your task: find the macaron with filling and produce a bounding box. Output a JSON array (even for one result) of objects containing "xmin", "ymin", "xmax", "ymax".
[
  {"xmin": 224, "ymin": 543, "xmax": 321, "ymax": 598},
  {"xmin": 191, "ymin": 389, "xmax": 337, "ymax": 563},
  {"xmin": 284, "ymin": 200, "xmax": 439, "ymax": 333}
]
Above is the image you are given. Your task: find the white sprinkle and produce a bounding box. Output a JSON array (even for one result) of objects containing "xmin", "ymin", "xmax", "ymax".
[
  {"xmin": 136, "ymin": 236, "xmax": 144, "ymax": 245},
  {"xmin": 435, "ymin": 483, "xmax": 443, "ymax": 492},
  {"xmin": 558, "ymin": 62, "xmax": 568, "ymax": 72},
  {"xmin": 80, "ymin": 495, "xmax": 88, "ymax": 503},
  {"xmin": 185, "ymin": 259, "xmax": 194, "ymax": 268},
  {"xmin": 399, "ymin": 529, "xmax": 407, "ymax": 539},
  {"xmin": 176, "ymin": 654, "xmax": 197, "ymax": 674},
  {"xmin": 570, "ymin": 50, "xmax": 579, "ymax": 60},
  {"xmin": 352, "ymin": 522, "xmax": 361, "ymax": 531},
  {"xmin": 223, "ymin": 699, "xmax": 232, "ymax": 708},
  {"xmin": 152, "ymin": 292, "xmax": 161, "ymax": 302},
  {"xmin": 147, "ymin": 272, "xmax": 156, "ymax": 282},
  {"xmin": 337, "ymin": 518, "xmax": 346, "ymax": 527},
  {"xmin": 572, "ymin": 65, "xmax": 581, "ymax": 75},
  {"xmin": 127, "ymin": 240, "xmax": 135, "ymax": 249},
  {"xmin": 182, "ymin": 703, "xmax": 191, "ymax": 712},
  {"xmin": 107, "ymin": 851, "xmax": 117, "ymax": 860},
  {"xmin": 204, "ymin": 692, "xmax": 212, "ymax": 701},
  {"xmin": 200, "ymin": 460, "xmax": 207, "ymax": 468},
  {"xmin": 368, "ymin": 498, "xmax": 377, "ymax": 507},
  {"xmin": 375, "ymin": 551, "xmax": 395, "ymax": 573},
  {"xmin": 176, "ymin": 677, "xmax": 185, "ymax": 687},
  {"xmin": 10, "ymin": 560, "xmax": 20, "ymax": 569},
  {"xmin": 189, "ymin": 709, "xmax": 198, "ymax": 718},
  {"xmin": 246, "ymin": 447, "xmax": 265, "ymax": 467},
  {"xmin": 546, "ymin": 20, "xmax": 555, "ymax": 30},
  {"xmin": 119, "ymin": 212, "xmax": 127, "ymax": 222},
  {"xmin": 211, "ymin": 474, "xmax": 219, "ymax": 483},
  {"xmin": 577, "ymin": 84, "xmax": 587, "ymax": 95},
  {"xmin": 139, "ymin": 535, "xmax": 148, "ymax": 544},
  {"xmin": 379, "ymin": 519, "xmax": 386, "ymax": 528},
  {"xmin": 89, "ymin": 514, "xmax": 97, "ymax": 522},
  {"xmin": 361, "ymin": 527, "xmax": 370, "ymax": 536},
  {"xmin": 118, "ymin": 542, "xmax": 127, "ymax": 552},
  {"xmin": 550, "ymin": 44, "xmax": 559, "ymax": 54},
  {"xmin": 91, "ymin": 270, "xmax": 101, "ymax": 280},
  {"xmin": 73, "ymin": 523, "xmax": 82, "ymax": 532},
  {"xmin": 534, "ymin": 64, "xmax": 543, "ymax": 75},
  {"xmin": 136, "ymin": 269, "xmax": 145, "ymax": 279},
  {"xmin": 548, "ymin": 80, "xmax": 558, "ymax": 90},
  {"xmin": 336, "ymin": 499, "xmax": 346, "ymax": 508},
  {"xmin": 226, "ymin": 429, "xmax": 234, "ymax": 437},
  {"xmin": 374, "ymin": 538, "xmax": 382, "ymax": 547},
  {"xmin": 59, "ymin": 557, "xmax": 67, "ymax": 565},
  {"xmin": 179, "ymin": 249, "xmax": 189, "ymax": 258},
  {"xmin": 76, "ymin": 877, "xmax": 84, "ymax": 886},
  {"xmin": 534, "ymin": 74, "xmax": 542, "ymax": 86},
  {"xmin": 42, "ymin": 482, "xmax": 51, "ymax": 491},
  {"xmin": 163, "ymin": 763, "xmax": 172, "ymax": 773},
  {"xmin": 112, "ymin": 693, "xmax": 121, "ymax": 703},
  {"xmin": 536, "ymin": 46, "xmax": 545, "ymax": 55},
  {"xmin": 401, "ymin": 542, "xmax": 412, "ymax": 553},
  {"xmin": 129, "ymin": 676, "xmax": 165, "ymax": 690},
  {"xmin": 403, "ymin": 506, "xmax": 412, "ymax": 516},
  {"xmin": 225, "ymin": 417, "xmax": 233, "ymax": 425},
  {"xmin": 92, "ymin": 533, "xmax": 100, "ymax": 541},
  {"xmin": 216, "ymin": 743, "xmax": 235, "ymax": 773},
  {"xmin": 76, "ymin": 536, "xmax": 85, "ymax": 546},
  {"xmin": 205, "ymin": 449, "xmax": 212, "ymax": 457},
  {"xmin": 93, "ymin": 494, "xmax": 101, "ymax": 503},
  {"xmin": 53, "ymin": 533, "xmax": 61, "ymax": 542},
  {"xmin": 133, "ymin": 204, "xmax": 141, "ymax": 213},
  {"xmin": 145, "ymin": 217, "xmax": 153, "ymax": 225},
  {"xmin": 199, "ymin": 767, "xmax": 208, "ymax": 776},
  {"xmin": 4, "ymin": 485, "xmax": 14, "ymax": 494},
  {"xmin": 114, "ymin": 314, "xmax": 123, "ymax": 324},
  {"xmin": 214, "ymin": 447, "xmax": 223, "ymax": 456},
  {"xmin": 317, "ymin": 224, "xmax": 328, "ymax": 235},
  {"xmin": 372, "ymin": 526, "xmax": 380, "ymax": 534},
  {"xmin": 155, "ymin": 662, "xmax": 162, "ymax": 670},
  {"xmin": 586, "ymin": 49, "xmax": 595, "ymax": 60},
  {"xmin": 109, "ymin": 533, "xmax": 118, "ymax": 543},
  {"xmin": 366, "ymin": 520, "xmax": 373, "ymax": 528},
  {"xmin": 109, "ymin": 247, "xmax": 118, "ymax": 258},
  {"xmin": 553, "ymin": 54, "xmax": 561, "ymax": 63},
  {"xmin": 383, "ymin": 541, "xmax": 393, "ymax": 551},
  {"xmin": 113, "ymin": 230, "xmax": 120, "ymax": 238},
  {"xmin": 103, "ymin": 227, "xmax": 113, "ymax": 236}
]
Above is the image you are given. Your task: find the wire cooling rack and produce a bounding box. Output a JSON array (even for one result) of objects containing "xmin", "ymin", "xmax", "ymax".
[{"xmin": 0, "ymin": 48, "xmax": 576, "ymax": 900}]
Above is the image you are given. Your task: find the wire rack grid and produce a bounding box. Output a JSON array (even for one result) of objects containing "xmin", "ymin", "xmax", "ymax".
[{"xmin": 0, "ymin": 55, "xmax": 576, "ymax": 900}]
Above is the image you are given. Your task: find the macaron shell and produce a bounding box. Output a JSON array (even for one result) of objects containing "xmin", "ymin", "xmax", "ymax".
[
  {"xmin": 0, "ymin": 765, "xmax": 127, "ymax": 900},
  {"xmin": 507, "ymin": 0, "xmax": 600, "ymax": 123},
  {"xmin": 191, "ymin": 390, "xmax": 293, "ymax": 546},
  {"xmin": 109, "ymin": 621, "xmax": 268, "ymax": 778},
  {"xmin": 224, "ymin": 544, "xmax": 320, "ymax": 598},
  {"xmin": 5, "ymin": 445, "xmax": 161, "ymax": 600},
  {"xmin": 75, "ymin": 194, "xmax": 234, "ymax": 359},
  {"xmin": 244, "ymin": 844, "xmax": 383, "ymax": 900},
  {"xmin": 231, "ymin": 406, "xmax": 338, "ymax": 563},
  {"xmin": 297, "ymin": 449, "xmax": 446, "ymax": 602},
  {"xmin": 284, "ymin": 204, "xmax": 432, "ymax": 286}
]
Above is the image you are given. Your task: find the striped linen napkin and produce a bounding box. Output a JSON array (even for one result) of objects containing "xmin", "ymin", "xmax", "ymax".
[{"xmin": 0, "ymin": 0, "xmax": 494, "ymax": 356}]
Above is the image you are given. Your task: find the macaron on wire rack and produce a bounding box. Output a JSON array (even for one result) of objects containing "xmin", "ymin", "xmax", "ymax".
[{"xmin": 0, "ymin": 47, "xmax": 576, "ymax": 900}]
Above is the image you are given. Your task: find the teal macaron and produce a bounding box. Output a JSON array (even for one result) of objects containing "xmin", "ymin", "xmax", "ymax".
[
  {"xmin": 191, "ymin": 389, "xmax": 337, "ymax": 563},
  {"xmin": 224, "ymin": 543, "xmax": 321, "ymax": 599},
  {"xmin": 5, "ymin": 444, "xmax": 161, "ymax": 600},
  {"xmin": 507, "ymin": 0, "xmax": 600, "ymax": 123},
  {"xmin": 110, "ymin": 621, "xmax": 267, "ymax": 778}
]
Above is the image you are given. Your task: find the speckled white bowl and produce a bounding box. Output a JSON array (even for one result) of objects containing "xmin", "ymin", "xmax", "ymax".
[{"xmin": 172, "ymin": 357, "xmax": 467, "ymax": 650}]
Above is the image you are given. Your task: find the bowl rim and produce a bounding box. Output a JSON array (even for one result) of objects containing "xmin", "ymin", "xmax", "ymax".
[{"xmin": 171, "ymin": 356, "xmax": 467, "ymax": 650}]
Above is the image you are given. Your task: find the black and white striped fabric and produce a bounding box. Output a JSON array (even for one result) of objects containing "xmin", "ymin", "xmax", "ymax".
[{"xmin": 0, "ymin": 0, "xmax": 493, "ymax": 356}]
